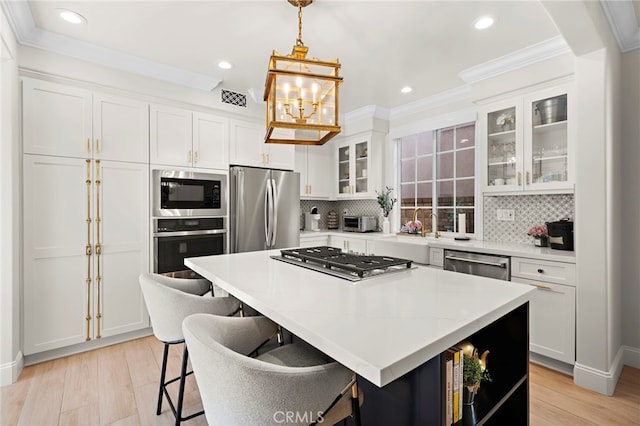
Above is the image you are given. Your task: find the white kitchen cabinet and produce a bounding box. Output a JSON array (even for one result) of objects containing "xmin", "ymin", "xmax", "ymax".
[
  {"xmin": 334, "ymin": 133, "xmax": 382, "ymax": 199},
  {"xmin": 329, "ymin": 235, "xmax": 368, "ymax": 254},
  {"xmin": 481, "ymin": 84, "xmax": 574, "ymax": 194},
  {"xmin": 299, "ymin": 234, "xmax": 329, "ymax": 248},
  {"xmin": 23, "ymin": 78, "xmax": 149, "ymax": 163},
  {"xmin": 295, "ymin": 144, "xmax": 332, "ymax": 199},
  {"xmin": 23, "ymin": 155, "xmax": 149, "ymax": 355},
  {"xmin": 429, "ymin": 247, "xmax": 444, "ymax": 268},
  {"xmin": 229, "ymin": 119, "xmax": 294, "ymax": 170},
  {"xmin": 150, "ymin": 105, "xmax": 229, "ymax": 169},
  {"xmin": 150, "ymin": 104, "xmax": 192, "ymax": 167},
  {"xmin": 511, "ymin": 257, "xmax": 576, "ymax": 364},
  {"xmin": 192, "ymin": 112, "xmax": 229, "ymax": 170}
]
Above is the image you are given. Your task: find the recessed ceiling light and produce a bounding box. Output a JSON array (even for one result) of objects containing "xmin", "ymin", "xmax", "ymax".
[
  {"xmin": 57, "ymin": 9, "xmax": 87, "ymax": 25},
  {"xmin": 474, "ymin": 16, "xmax": 495, "ymax": 30},
  {"xmin": 218, "ymin": 61, "xmax": 233, "ymax": 70},
  {"xmin": 401, "ymin": 86, "xmax": 413, "ymax": 94}
]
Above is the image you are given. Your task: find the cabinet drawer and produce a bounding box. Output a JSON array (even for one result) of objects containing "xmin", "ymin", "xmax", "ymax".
[
  {"xmin": 429, "ymin": 248, "xmax": 444, "ymax": 268},
  {"xmin": 511, "ymin": 257, "xmax": 575, "ymax": 286}
]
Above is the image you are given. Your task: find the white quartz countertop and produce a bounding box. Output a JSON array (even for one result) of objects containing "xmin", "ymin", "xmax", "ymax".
[
  {"xmin": 186, "ymin": 249, "xmax": 534, "ymax": 387},
  {"xmin": 300, "ymin": 230, "xmax": 576, "ymax": 263}
]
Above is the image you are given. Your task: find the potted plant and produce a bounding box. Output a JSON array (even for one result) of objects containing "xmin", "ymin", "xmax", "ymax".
[
  {"xmin": 528, "ymin": 224, "xmax": 548, "ymax": 247},
  {"xmin": 376, "ymin": 186, "xmax": 397, "ymax": 234},
  {"xmin": 463, "ymin": 352, "xmax": 492, "ymax": 405}
]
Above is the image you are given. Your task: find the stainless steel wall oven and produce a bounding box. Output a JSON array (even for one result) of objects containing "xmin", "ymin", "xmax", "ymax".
[{"xmin": 153, "ymin": 217, "xmax": 226, "ymax": 277}]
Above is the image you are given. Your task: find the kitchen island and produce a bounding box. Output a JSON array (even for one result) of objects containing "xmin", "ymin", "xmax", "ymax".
[{"xmin": 186, "ymin": 249, "xmax": 534, "ymax": 425}]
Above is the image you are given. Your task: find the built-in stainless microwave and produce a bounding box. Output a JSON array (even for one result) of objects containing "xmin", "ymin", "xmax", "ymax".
[{"xmin": 152, "ymin": 170, "xmax": 227, "ymax": 217}]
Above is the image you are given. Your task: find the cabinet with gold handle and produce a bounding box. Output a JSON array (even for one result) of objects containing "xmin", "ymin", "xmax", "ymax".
[
  {"xmin": 85, "ymin": 160, "xmax": 92, "ymax": 341},
  {"xmin": 194, "ymin": 151, "xmax": 199, "ymax": 164},
  {"xmin": 94, "ymin": 160, "xmax": 102, "ymax": 339}
]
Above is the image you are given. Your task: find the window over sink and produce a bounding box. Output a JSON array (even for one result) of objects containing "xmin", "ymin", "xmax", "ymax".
[{"xmin": 399, "ymin": 122, "xmax": 476, "ymax": 235}]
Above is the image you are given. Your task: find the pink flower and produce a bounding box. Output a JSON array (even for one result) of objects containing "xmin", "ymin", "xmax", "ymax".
[
  {"xmin": 405, "ymin": 220, "xmax": 423, "ymax": 232},
  {"xmin": 527, "ymin": 225, "xmax": 548, "ymax": 237}
]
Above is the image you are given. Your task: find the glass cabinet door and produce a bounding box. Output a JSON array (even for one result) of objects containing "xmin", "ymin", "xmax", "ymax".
[
  {"xmin": 529, "ymin": 93, "xmax": 568, "ymax": 186},
  {"xmin": 354, "ymin": 141, "xmax": 368, "ymax": 194},
  {"xmin": 486, "ymin": 106, "xmax": 520, "ymax": 188},
  {"xmin": 337, "ymin": 145, "xmax": 350, "ymax": 195}
]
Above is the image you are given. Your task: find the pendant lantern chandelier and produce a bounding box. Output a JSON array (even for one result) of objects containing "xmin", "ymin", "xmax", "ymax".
[{"xmin": 263, "ymin": 0, "xmax": 343, "ymax": 145}]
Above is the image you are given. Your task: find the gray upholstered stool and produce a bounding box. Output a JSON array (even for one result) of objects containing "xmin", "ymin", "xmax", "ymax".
[
  {"xmin": 139, "ymin": 273, "xmax": 241, "ymax": 426},
  {"xmin": 182, "ymin": 313, "xmax": 362, "ymax": 426}
]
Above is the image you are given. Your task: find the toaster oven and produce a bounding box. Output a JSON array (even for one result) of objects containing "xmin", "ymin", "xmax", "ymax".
[{"xmin": 343, "ymin": 215, "xmax": 377, "ymax": 233}]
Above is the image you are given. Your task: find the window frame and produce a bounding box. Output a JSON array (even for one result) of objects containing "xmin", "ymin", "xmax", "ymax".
[{"xmin": 395, "ymin": 120, "xmax": 480, "ymax": 238}]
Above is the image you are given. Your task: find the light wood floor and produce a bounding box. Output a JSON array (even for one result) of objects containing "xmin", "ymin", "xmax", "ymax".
[{"xmin": 1, "ymin": 336, "xmax": 638, "ymax": 425}]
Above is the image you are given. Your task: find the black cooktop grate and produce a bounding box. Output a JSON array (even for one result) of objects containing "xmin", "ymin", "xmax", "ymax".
[{"xmin": 279, "ymin": 246, "xmax": 413, "ymax": 278}]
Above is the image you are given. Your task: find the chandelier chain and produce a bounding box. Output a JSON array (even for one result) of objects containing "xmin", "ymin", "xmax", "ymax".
[{"xmin": 296, "ymin": 1, "xmax": 304, "ymax": 46}]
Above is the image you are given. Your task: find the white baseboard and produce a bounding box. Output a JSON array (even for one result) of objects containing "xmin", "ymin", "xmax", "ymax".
[
  {"xmin": 0, "ymin": 350, "xmax": 24, "ymax": 386},
  {"xmin": 529, "ymin": 352, "xmax": 574, "ymax": 376},
  {"xmin": 24, "ymin": 328, "xmax": 153, "ymax": 367},
  {"xmin": 623, "ymin": 345, "xmax": 640, "ymax": 369},
  {"xmin": 573, "ymin": 346, "xmax": 625, "ymax": 396}
]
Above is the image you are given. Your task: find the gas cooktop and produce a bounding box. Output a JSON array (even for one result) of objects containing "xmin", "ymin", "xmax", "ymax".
[{"xmin": 271, "ymin": 246, "xmax": 414, "ymax": 281}]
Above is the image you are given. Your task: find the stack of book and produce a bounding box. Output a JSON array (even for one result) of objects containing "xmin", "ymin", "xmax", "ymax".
[{"xmin": 443, "ymin": 346, "xmax": 464, "ymax": 425}]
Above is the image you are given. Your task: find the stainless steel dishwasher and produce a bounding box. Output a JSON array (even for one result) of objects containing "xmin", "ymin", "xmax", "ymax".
[{"xmin": 443, "ymin": 249, "xmax": 511, "ymax": 280}]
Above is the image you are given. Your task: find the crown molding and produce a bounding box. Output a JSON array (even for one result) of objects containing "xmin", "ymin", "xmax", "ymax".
[
  {"xmin": 390, "ymin": 85, "xmax": 471, "ymax": 120},
  {"xmin": 459, "ymin": 36, "xmax": 571, "ymax": 85},
  {"xmin": 1, "ymin": 1, "xmax": 222, "ymax": 91},
  {"xmin": 345, "ymin": 105, "xmax": 391, "ymax": 123},
  {"xmin": 600, "ymin": 0, "xmax": 640, "ymax": 53}
]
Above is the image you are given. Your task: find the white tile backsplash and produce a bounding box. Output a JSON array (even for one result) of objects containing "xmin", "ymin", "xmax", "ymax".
[
  {"xmin": 300, "ymin": 199, "xmax": 383, "ymax": 231},
  {"xmin": 483, "ymin": 194, "xmax": 574, "ymax": 244}
]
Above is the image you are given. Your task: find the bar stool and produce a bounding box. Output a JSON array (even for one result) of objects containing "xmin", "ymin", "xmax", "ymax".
[
  {"xmin": 139, "ymin": 273, "xmax": 241, "ymax": 426},
  {"xmin": 182, "ymin": 313, "xmax": 363, "ymax": 426}
]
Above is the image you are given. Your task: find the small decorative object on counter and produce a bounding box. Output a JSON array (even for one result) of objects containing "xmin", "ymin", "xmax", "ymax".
[
  {"xmin": 326, "ymin": 210, "xmax": 339, "ymax": 229},
  {"xmin": 376, "ymin": 186, "xmax": 397, "ymax": 235},
  {"xmin": 527, "ymin": 224, "xmax": 548, "ymax": 247},
  {"xmin": 459, "ymin": 341, "xmax": 491, "ymax": 406},
  {"xmin": 401, "ymin": 220, "xmax": 422, "ymax": 234}
]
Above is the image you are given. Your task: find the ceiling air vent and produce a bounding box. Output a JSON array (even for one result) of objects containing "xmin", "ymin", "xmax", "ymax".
[{"xmin": 221, "ymin": 89, "xmax": 247, "ymax": 107}]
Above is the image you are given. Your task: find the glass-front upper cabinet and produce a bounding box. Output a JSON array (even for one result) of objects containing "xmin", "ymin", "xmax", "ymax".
[
  {"xmin": 486, "ymin": 103, "xmax": 523, "ymax": 191},
  {"xmin": 524, "ymin": 89, "xmax": 571, "ymax": 190},
  {"xmin": 335, "ymin": 134, "xmax": 383, "ymax": 199},
  {"xmin": 482, "ymin": 83, "xmax": 573, "ymax": 194}
]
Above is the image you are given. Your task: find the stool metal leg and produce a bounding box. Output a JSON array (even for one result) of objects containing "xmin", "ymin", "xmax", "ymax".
[
  {"xmin": 157, "ymin": 342, "xmax": 170, "ymax": 415},
  {"xmin": 174, "ymin": 344, "xmax": 189, "ymax": 426},
  {"xmin": 351, "ymin": 381, "xmax": 361, "ymax": 426}
]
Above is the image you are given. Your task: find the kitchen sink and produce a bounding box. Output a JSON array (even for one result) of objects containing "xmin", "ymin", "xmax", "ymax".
[{"xmin": 369, "ymin": 235, "xmax": 431, "ymax": 264}]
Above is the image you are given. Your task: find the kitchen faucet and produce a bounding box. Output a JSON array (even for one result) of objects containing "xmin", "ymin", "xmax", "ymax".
[
  {"xmin": 430, "ymin": 212, "xmax": 440, "ymax": 238},
  {"xmin": 412, "ymin": 208, "xmax": 429, "ymax": 237}
]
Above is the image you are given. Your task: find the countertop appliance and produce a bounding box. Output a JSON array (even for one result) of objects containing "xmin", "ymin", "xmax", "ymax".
[
  {"xmin": 547, "ymin": 219, "xmax": 574, "ymax": 251},
  {"xmin": 272, "ymin": 246, "xmax": 413, "ymax": 281},
  {"xmin": 152, "ymin": 169, "xmax": 227, "ymax": 217},
  {"xmin": 343, "ymin": 215, "xmax": 377, "ymax": 233},
  {"xmin": 443, "ymin": 249, "xmax": 510, "ymax": 281},
  {"xmin": 230, "ymin": 166, "xmax": 300, "ymax": 253}
]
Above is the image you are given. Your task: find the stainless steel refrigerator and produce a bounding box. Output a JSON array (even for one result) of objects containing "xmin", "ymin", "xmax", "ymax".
[{"xmin": 229, "ymin": 166, "xmax": 300, "ymax": 253}]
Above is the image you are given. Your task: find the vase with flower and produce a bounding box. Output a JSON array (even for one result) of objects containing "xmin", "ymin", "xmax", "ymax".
[
  {"xmin": 528, "ymin": 225, "xmax": 548, "ymax": 247},
  {"xmin": 376, "ymin": 186, "xmax": 397, "ymax": 234},
  {"xmin": 496, "ymin": 113, "xmax": 514, "ymax": 132}
]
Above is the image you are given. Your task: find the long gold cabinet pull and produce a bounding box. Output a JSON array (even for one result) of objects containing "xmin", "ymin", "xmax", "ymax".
[
  {"xmin": 96, "ymin": 138, "xmax": 101, "ymax": 153},
  {"xmin": 517, "ymin": 172, "xmax": 522, "ymax": 186},
  {"xmin": 95, "ymin": 160, "xmax": 102, "ymax": 339},
  {"xmin": 85, "ymin": 160, "xmax": 92, "ymax": 341},
  {"xmin": 526, "ymin": 171, "xmax": 530, "ymax": 185},
  {"xmin": 308, "ymin": 185, "xmax": 312, "ymax": 194},
  {"xmin": 188, "ymin": 150, "xmax": 192, "ymax": 164},
  {"xmin": 87, "ymin": 138, "xmax": 91, "ymax": 154},
  {"xmin": 194, "ymin": 151, "xmax": 199, "ymax": 163}
]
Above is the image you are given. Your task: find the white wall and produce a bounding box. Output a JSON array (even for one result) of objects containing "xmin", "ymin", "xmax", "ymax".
[
  {"xmin": 0, "ymin": 3, "xmax": 22, "ymax": 385},
  {"xmin": 621, "ymin": 49, "xmax": 640, "ymax": 360}
]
